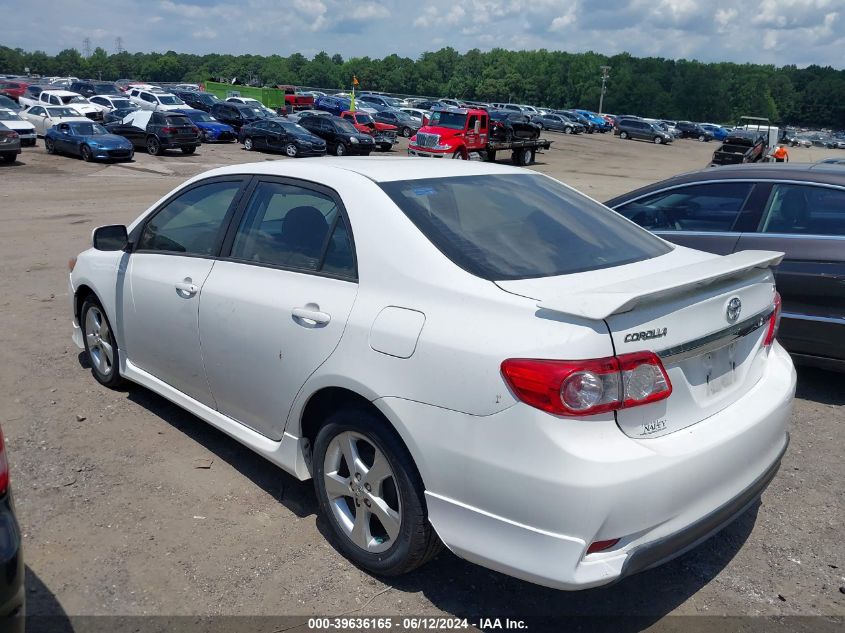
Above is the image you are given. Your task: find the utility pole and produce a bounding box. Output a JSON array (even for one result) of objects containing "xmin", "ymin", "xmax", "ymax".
[
  {"xmin": 115, "ymin": 37, "xmax": 124, "ymax": 54},
  {"xmin": 598, "ymin": 65, "xmax": 611, "ymax": 115},
  {"xmin": 83, "ymin": 37, "xmax": 92, "ymax": 58}
]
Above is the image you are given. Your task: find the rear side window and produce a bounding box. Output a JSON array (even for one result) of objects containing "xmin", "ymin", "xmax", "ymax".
[
  {"xmin": 229, "ymin": 181, "xmax": 355, "ymax": 277},
  {"xmin": 615, "ymin": 182, "xmax": 754, "ymax": 232},
  {"xmin": 760, "ymin": 184, "xmax": 845, "ymax": 236},
  {"xmin": 137, "ymin": 181, "xmax": 241, "ymax": 255},
  {"xmin": 380, "ymin": 174, "xmax": 671, "ymax": 281}
]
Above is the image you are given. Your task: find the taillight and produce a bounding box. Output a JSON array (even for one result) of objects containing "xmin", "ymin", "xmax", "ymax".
[
  {"xmin": 191, "ymin": 126, "xmax": 200, "ymax": 134},
  {"xmin": 0, "ymin": 425, "xmax": 9, "ymax": 496},
  {"xmin": 763, "ymin": 292, "xmax": 782, "ymax": 347},
  {"xmin": 160, "ymin": 126, "xmax": 176, "ymax": 134},
  {"xmin": 501, "ymin": 351, "xmax": 672, "ymax": 416}
]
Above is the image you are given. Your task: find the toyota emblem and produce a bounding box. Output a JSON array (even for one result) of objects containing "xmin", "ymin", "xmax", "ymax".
[{"xmin": 726, "ymin": 297, "xmax": 742, "ymax": 323}]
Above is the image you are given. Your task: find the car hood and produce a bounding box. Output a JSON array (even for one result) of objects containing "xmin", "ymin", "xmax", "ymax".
[
  {"xmin": 84, "ymin": 134, "xmax": 133, "ymax": 147},
  {"xmin": 196, "ymin": 121, "xmax": 233, "ymax": 131}
]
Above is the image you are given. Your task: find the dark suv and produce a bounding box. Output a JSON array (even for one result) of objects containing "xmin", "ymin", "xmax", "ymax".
[
  {"xmin": 614, "ymin": 117, "xmax": 673, "ymax": 144},
  {"xmin": 69, "ymin": 81, "xmax": 122, "ymax": 98},
  {"xmin": 675, "ymin": 121, "xmax": 713, "ymax": 141},
  {"xmin": 106, "ymin": 111, "xmax": 200, "ymax": 156},
  {"xmin": 173, "ymin": 90, "xmax": 222, "ymax": 112},
  {"xmin": 209, "ymin": 102, "xmax": 267, "ymax": 132}
]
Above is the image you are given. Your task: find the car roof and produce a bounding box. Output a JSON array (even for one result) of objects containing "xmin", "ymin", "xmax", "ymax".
[
  {"xmin": 195, "ymin": 156, "xmax": 528, "ymax": 184},
  {"xmin": 605, "ymin": 163, "xmax": 845, "ymax": 205}
]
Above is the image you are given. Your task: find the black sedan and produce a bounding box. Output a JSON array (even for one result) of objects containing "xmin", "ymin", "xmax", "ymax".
[
  {"xmin": 172, "ymin": 90, "xmax": 222, "ymax": 112},
  {"xmin": 298, "ymin": 116, "xmax": 376, "ymax": 156},
  {"xmin": 0, "ymin": 424, "xmax": 24, "ymax": 632},
  {"xmin": 239, "ymin": 118, "xmax": 326, "ymax": 157},
  {"xmin": 606, "ymin": 163, "xmax": 845, "ymax": 371},
  {"xmin": 488, "ymin": 111, "xmax": 541, "ymax": 142}
]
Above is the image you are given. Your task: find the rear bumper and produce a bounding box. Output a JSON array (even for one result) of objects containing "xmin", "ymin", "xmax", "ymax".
[{"xmin": 377, "ymin": 342, "xmax": 796, "ymax": 590}]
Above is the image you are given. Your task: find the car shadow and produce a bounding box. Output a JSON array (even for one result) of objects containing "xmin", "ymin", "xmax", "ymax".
[
  {"xmin": 795, "ymin": 366, "xmax": 845, "ymax": 406},
  {"xmin": 116, "ymin": 377, "xmax": 758, "ymax": 630},
  {"xmin": 25, "ymin": 567, "xmax": 73, "ymax": 633}
]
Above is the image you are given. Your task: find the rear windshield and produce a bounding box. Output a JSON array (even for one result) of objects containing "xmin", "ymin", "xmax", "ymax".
[
  {"xmin": 379, "ymin": 174, "xmax": 671, "ymax": 280},
  {"xmin": 164, "ymin": 116, "xmax": 192, "ymax": 126}
]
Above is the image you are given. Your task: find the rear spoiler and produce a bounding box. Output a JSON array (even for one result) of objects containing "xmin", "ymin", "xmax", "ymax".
[{"xmin": 538, "ymin": 250, "xmax": 784, "ymax": 320}]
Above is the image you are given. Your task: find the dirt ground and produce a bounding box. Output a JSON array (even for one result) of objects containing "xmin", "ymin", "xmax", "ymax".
[{"xmin": 0, "ymin": 131, "xmax": 842, "ymax": 631}]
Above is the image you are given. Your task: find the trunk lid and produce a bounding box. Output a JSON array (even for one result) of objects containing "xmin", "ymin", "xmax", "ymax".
[{"xmin": 496, "ymin": 248, "xmax": 782, "ymax": 438}]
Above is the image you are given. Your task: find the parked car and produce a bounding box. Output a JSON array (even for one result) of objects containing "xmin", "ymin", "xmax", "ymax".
[
  {"xmin": 614, "ymin": 117, "xmax": 673, "ymax": 144},
  {"xmin": 0, "ymin": 95, "xmax": 21, "ymax": 111},
  {"xmin": 574, "ymin": 109, "xmax": 612, "ymax": 132},
  {"xmin": 18, "ymin": 89, "xmax": 103, "ymax": 120},
  {"xmin": 674, "ymin": 121, "xmax": 713, "ymax": 141},
  {"xmin": 0, "ymin": 122, "xmax": 20, "ymax": 163},
  {"xmin": 106, "ymin": 110, "xmax": 200, "ymax": 156},
  {"xmin": 298, "ymin": 115, "xmax": 375, "ymax": 155},
  {"xmin": 0, "ymin": 109, "xmax": 36, "ymax": 146},
  {"xmin": 239, "ymin": 117, "xmax": 327, "ymax": 157},
  {"xmin": 104, "ymin": 106, "xmax": 140, "ymax": 124},
  {"xmin": 209, "ymin": 102, "xmax": 269, "ymax": 132},
  {"xmin": 372, "ymin": 109, "xmax": 420, "ymax": 138},
  {"xmin": 532, "ymin": 113, "xmax": 582, "ymax": 134},
  {"xmin": 225, "ymin": 97, "xmax": 275, "ymax": 117},
  {"xmin": 172, "ymin": 90, "xmax": 222, "ymax": 112},
  {"xmin": 700, "ymin": 124, "xmax": 730, "ymax": 141},
  {"xmin": 560, "ymin": 110, "xmax": 597, "ymax": 133},
  {"xmin": 89, "ymin": 94, "xmax": 134, "ymax": 113},
  {"xmin": 285, "ymin": 109, "xmax": 333, "ymax": 123},
  {"xmin": 19, "ymin": 105, "xmax": 89, "ymax": 136},
  {"xmin": 0, "ymin": 423, "xmax": 24, "ymax": 630},
  {"xmin": 488, "ymin": 110, "xmax": 541, "ymax": 141},
  {"xmin": 314, "ymin": 95, "xmax": 353, "ymax": 117},
  {"xmin": 815, "ymin": 157, "xmax": 845, "ymax": 166},
  {"xmin": 412, "ymin": 99, "xmax": 442, "ymax": 111},
  {"xmin": 399, "ymin": 108, "xmax": 429, "ymax": 125},
  {"xmin": 339, "ymin": 111, "xmax": 397, "ymax": 151},
  {"xmin": 45, "ymin": 120, "xmax": 134, "ymax": 162},
  {"xmin": 69, "ymin": 158, "xmax": 794, "ymax": 592},
  {"xmin": 69, "ymin": 81, "xmax": 122, "ymax": 98},
  {"xmin": 358, "ymin": 93, "xmax": 403, "ymax": 109},
  {"xmin": 175, "ymin": 108, "xmax": 236, "ymax": 142},
  {"xmin": 127, "ymin": 89, "xmax": 186, "ymax": 112},
  {"xmin": 0, "ymin": 80, "xmax": 27, "ymax": 100},
  {"xmin": 606, "ymin": 163, "xmax": 845, "ymax": 370}
]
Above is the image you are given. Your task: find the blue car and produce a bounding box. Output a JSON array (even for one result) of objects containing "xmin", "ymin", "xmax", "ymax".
[
  {"xmin": 45, "ymin": 120, "xmax": 133, "ymax": 162},
  {"xmin": 700, "ymin": 124, "xmax": 730, "ymax": 141},
  {"xmin": 575, "ymin": 109, "xmax": 612, "ymax": 132},
  {"xmin": 314, "ymin": 95, "xmax": 352, "ymax": 116},
  {"xmin": 175, "ymin": 108, "xmax": 236, "ymax": 142}
]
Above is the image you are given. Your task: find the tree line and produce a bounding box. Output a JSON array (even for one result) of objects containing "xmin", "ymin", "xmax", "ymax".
[{"xmin": 1, "ymin": 45, "xmax": 843, "ymax": 127}]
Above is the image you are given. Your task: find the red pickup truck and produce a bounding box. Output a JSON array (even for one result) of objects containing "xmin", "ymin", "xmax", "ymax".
[
  {"xmin": 407, "ymin": 106, "xmax": 551, "ymax": 165},
  {"xmin": 340, "ymin": 111, "xmax": 398, "ymax": 151},
  {"xmin": 277, "ymin": 85, "xmax": 314, "ymax": 111}
]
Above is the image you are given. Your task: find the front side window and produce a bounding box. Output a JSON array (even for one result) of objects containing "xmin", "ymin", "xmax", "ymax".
[
  {"xmin": 380, "ymin": 174, "xmax": 671, "ymax": 281},
  {"xmin": 137, "ymin": 181, "xmax": 241, "ymax": 255},
  {"xmin": 615, "ymin": 182, "xmax": 754, "ymax": 233},
  {"xmin": 760, "ymin": 184, "xmax": 845, "ymax": 236},
  {"xmin": 229, "ymin": 181, "xmax": 355, "ymax": 277}
]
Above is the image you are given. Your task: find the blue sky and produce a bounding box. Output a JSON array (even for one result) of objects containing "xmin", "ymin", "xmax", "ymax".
[{"xmin": 6, "ymin": 0, "xmax": 844, "ymax": 67}]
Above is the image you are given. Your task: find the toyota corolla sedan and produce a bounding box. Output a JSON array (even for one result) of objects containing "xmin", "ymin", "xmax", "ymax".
[{"xmin": 69, "ymin": 159, "xmax": 795, "ymax": 590}]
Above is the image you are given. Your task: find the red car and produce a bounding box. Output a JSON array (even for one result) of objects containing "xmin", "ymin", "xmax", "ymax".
[
  {"xmin": 340, "ymin": 110, "xmax": 397, "ymax": 151},
  {"xmin": 0, "ymin": 81, "xmax": 27, "ymax": 101}
]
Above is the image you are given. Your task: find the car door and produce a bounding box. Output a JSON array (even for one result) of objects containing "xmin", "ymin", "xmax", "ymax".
[
  {"xmin": 122, "ymin": 177, "xmax": 247, "ymax": 406},
  {"xmin": 734, "ymin": 182, "xmax": 845, "ymax": 362},
  {"xmin": 199, "ymin": 177, "xmax": 359, "ymax": 439},
  {"xmin": 611, "ymin": 181, "xmax": 763, "ymax": 255},
  {"xmin": 54, "ymin": 122, "xmax": 73, "ymax": 152},
  {"xmin": 27, "ymin": 107, "xmax": 46, "ymax": 134}
]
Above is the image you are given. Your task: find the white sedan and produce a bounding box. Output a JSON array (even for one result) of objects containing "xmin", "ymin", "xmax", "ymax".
[
  {"xmin": 20, "ymin": 105, "xmax": 89, "ymax": 136},
  {"xmin": 0, "ymin": 108, "xmax": 37, "ymax": 145},
  {"xmin": 69, "ymin": 158, "xmax": 795, "ymax": 589}
]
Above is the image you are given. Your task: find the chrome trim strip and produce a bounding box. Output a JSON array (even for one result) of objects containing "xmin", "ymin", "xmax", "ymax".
[
  {"xmin": 658, "ymin": 306, "xmax": 774, "ymax": 363},
  {"xmin": 781, "ymin": 311, "xmax": 845, "ymax": 325}
]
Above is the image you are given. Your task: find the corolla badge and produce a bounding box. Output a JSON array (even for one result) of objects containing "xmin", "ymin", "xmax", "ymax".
[
  {"xmin": 726, "ymin": 297, "xmax": 742, "ymax": 323},
  {"xmin": 624, "ymin": 328, "xmax": 667, "ymax": 343}
]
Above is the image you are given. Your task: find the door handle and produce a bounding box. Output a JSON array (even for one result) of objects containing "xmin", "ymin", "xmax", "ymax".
[
  {"xmin": 175, "ymin": 280, "xmax": 199, "ymax": 296},
  {"xmin": 292, "ymin": 306, "xmax": 331, "ymax": 326}
]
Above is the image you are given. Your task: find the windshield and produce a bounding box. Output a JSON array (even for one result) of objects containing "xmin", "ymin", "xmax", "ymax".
[
  {"xmin": 199, "ymin": 94, "xmax": 219, "ymax": 103},
  {"xmin": 0, "ymin": 111, "xmax": 22, "ymax": 121},
  {"xmin": 158, "ymin": 95, "xmax": 184, "ymax": 105},
  {"xmin": 379, "ymin": 174, "xmax": 671, "ymax": 281},
  {"xmin": 111, "ymin": 99, "xmax": 131, "ymax": 108},
  {"xmin": 69, "ymin": 122, "xmax": 108, "ymax": 135},
  {"xmin": 278, "ymin": 120, "xmax": 309, "ymax": 134},
  {"xmin": 384, "ymin": 97, "xmax": 401, "ymax": 107},
  {"xmin": 246, "ymin": 107, "xmax": 268, "ymax": 118},
  {"xmin": 427, "ymin": 111, "xmax": 466, "ymax": 130},
  {"xmin": 334, "ymin": 119, "xmax": 359, "ymax": 134},
  {"xmin": 95, "ymin": 84, "xmax": 120, "ymax": 94},
  {"xmin": 61, "ymin": 95, "xmax": 87, "ymax": 104},
  {"xmin": 47, "ymin": 107, "xmax": 80, "ymax": 117},
  {"xmin": 355, "ymin": 114, "xmax": 375, "ymax": 125}
]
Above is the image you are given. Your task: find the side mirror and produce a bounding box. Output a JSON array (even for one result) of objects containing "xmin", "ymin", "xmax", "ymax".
[{"xmin": 92, "ymin": 224, "xmax": 129, "ymax": 251}]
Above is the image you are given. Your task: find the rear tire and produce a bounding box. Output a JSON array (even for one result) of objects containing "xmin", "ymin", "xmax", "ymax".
[
  {"xmin": 698, "ymin": 134, "xmax": 706, "ymax": 142},
  {"xmin": 564, "ymin": 126, "xmax": 572, "ymax": 134},
  {"xmin": 312, "ymin": 408, "xmax": 442, "ymax": 576},
  {"xmin": 80, "ymin": 296, "xmax": 124, "ymax": 389},
  {"xmin": 619, "ymin": 131, "xmax": 629, "ymax": 139},
  {"xmin": 1, "ymin": 153, "xmax": 15, "ymax": 163},
  {"xmin": 181, "ymin": 145, "xmax": 196, "ymax": 155},
  {"xmin": 45, "ymin": 137, "xmax": 56, "ymax": 154},
  {"xmin": 146, "ymin": 136, "xmax": 161, "ymax": 155},
  {"xmin": 243, "ymin": 137, "xmax": 254, "ymax": 151}
]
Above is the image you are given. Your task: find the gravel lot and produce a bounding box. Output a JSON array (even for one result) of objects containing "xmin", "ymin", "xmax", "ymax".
[{"xmin": 0, "ymin": 132, "xmax": 842, "ymax": 631}]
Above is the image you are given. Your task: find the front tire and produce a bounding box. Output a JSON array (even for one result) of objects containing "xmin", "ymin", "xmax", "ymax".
[
  {"xmin": 334, "ymin": 142, "xmax": 347, "ymax": 156},
  {"xmin": 80, "ymin": 144, "xmax": 93, "ymax": 161},
  {"xmin": 81, "ymin": 296, "xmax": 123, "ymax": 389},
  {"xmin": 285, "ymin": 143, "xmax": 298, "ymax": 157},
  {"xmin": 312, "ymin": 408, "xmax": 442, "ymax": 576},
  {"xmin": 243, "ymin": 137, "xmax": 254, "ymax": 151},
  {"xmin": 654, "ymin": 136, "xmax": 663, "ymax": 144},
  {"xmin": 698, "ymin": 134, "xmax": 706, "ymax": 142},
  {"xmin": 619, "ymin": 131, "xmax": 629, "ymax": 139},
  {"xmin": 402, "ymin": 127, "xmax": 412, "ymax": 138},
  {"xmin": 564, "ymin": 126, "xmax": 572, "ymax": 134}
]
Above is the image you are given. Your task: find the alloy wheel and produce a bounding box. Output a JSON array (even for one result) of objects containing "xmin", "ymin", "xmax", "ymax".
[
  {"xmin": 323, "ymin": 431, "xmax": 401, "ymax": 554},
  {"xmin": 84, "ymin": 306, "xmax": 114, "ymax": 377},
  {"xmin": 285, "ymin": 143, "xmax": 298, "ymax": 157},
  {"xmin": 244, "ymin": 137, "xmax": 254, "ymax": 151}
]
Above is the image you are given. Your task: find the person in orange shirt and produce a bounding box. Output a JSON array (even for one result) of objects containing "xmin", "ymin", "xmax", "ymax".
[{"xmin": 772, "ymin": 145, "xmax": 789, "ymax": 162}]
